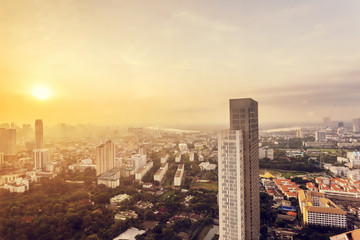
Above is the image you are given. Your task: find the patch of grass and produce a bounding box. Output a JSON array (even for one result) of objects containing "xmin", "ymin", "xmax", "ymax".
[
  {"xmin": 160, "ymin": 190, "xmax": 175, "ymax": 200},
  {"xmin": 190, "ymin": 181, "xmax": 218, "ymax": 191},
  {"xmin": 281, "ymin": 171, "xmax": 306, "ymax": 178},
  {"xmin": 307, "ymin": 148, "xmax": 339, "ymax": 153}
]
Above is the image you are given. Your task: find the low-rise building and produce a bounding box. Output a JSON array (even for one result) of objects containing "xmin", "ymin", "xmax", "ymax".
[
  {"xmin": 97, "ymin": 168, "xmax": 121, "ymax": 188},
  {"xmin": 199, "ymin": 162, "xmax": 217, "ymax": 171},
  {"xmin": 306, "ymin": 182, "xmax": 318, "ymax": 192},
  {"xmin": 330, "ymin": 229, "xmax": 360, "ymax": 240},
  {"xmin": 175, "ymin": 153, "xmax": 182, "ymax": 163},
  {"xmin": 110, "ymin": 194, "xmax": 131, "ymax": 205},
  {"xmin": 259, "ymin": 146, "xmax": 274, "ymax": 160},
  {"xmin": 154, "ymin": 163, "xmax": 168, "ymax": 182},
  {"xmin": 114, "ymin": 210, "xmax": 138, "ymax": 220},
  {"xmin": 161, "ymin": 154, "xmax": 169, "ymax": 164},
  {"xmin": 135, "ymin": 201, "xmax": 154, "ymax": 210},
  {"xmin": 348, "ymin": 152, "xmax": 360, "ymax": 169},
  {"xmin": 1, "ymin": 177, "xmax": 30, "ymax": 193},
  {"xmin": 135, "ymin": 161, "xmax": 153, "ymax": 181},
  {"xmin": 298, "ymin": 190, "xmax": 347, "ymax": 228},
  {"xmin": 189, "ymin": 152, "xmax": 195, "ymax": 162},
  {"xmin": 274, "ymin": 179, "xmax": 301, "ymax": 198},
  {"xmin": 286, "ymin": 150, "xmax": 304, "ymax": 157}
]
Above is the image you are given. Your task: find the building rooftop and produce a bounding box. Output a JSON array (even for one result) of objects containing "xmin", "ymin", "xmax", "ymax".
[{"xmin": 306, "ymin": 206, "xmax": 346, "ymax": 215}]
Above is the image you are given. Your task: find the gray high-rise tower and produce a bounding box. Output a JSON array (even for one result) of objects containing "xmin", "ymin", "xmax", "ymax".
[{"xmin": 218, "ymin": 98, "xmax": 259, "ymax": 240}]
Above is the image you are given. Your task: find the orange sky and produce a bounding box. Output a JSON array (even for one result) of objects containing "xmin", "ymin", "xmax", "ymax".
[{"xmin": 2, "ymin": 0, "xmax": 360, "ymax": 127}]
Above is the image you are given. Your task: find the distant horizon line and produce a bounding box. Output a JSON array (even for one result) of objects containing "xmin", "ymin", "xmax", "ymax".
[{"xmin": 0, "ymin": 120, "xmax": 348, "ymax": 131}]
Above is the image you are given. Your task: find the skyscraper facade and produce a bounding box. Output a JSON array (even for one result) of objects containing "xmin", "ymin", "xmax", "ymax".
[
  {"xmin": 218, "ymin": 98, "xmax": 259, "ymax": 240},
  {"xmin": 35, "ymin": 119, "xmax": 43, "ymax": 149},
  {"xmin": 96, "ymin": 141, "xmax": 115, "ymax": 176}
]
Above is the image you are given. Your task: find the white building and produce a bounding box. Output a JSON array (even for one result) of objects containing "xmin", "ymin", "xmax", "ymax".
[
  {"xmin": 175, "ymin": 153, "xmax": 182, "ymax": 163},
  {"xmin": 347, "ymin": 170, "xmax": 360, "ymax": 181},
  {"xmin": 96, "ymin": 141, "xmax": 115, "ymax": 176},
  {"xmin": 199, "ymin": 162, "xmax": 217, "ymax": 171},
  {"xmin": 97, "ymin": 168, "xmax": 121, "ymax": 188},
  {"xmin": 34, "ymin": 149, "xmax": 50, "ymax": 171},
  {"xmin": 337, "ymin": 157, "xmax": 349, "ymax": 164},
  {"xmin": 218, "ymin": 130, "xmax": 246, "ymax": 240},
  {"xmin": 161, "ymin": 154, "xmax": 169, "ymax": 164},
  {"xmin": 174, "ymin": 164, "xmax": 185, "ymax": 187},
  {"xmin": 259, "ymin": 147, "xmax": 274, "ymax": 160},
  {"xmin": 110, "ymin": 194, "xmax": 131, "ymax": 205},
  {"xmin": 189, "ymin": 152, "xmax": 195, "ymax": 162},
  {"xmin": 329, "ymin": 166, "xmax": 350, "ymax": 177},
  {"xmin": 348, "ymin": 152, "xmax": 360, "ymax": 169},
  {"xmin": 286, "ymin": 150, "xmax": 304, "ymax": 157},
  {"xmin": 2, "ymin": 177, "xmax": 30, "ymax": 193},
  {"xmin": 135, "ymin": 161, "xmax": 153, "ymax": 181},
  {"xmin": 68, "ymin": 158, "xmax": 96, "ymax": 172},
  {"xmin": 179, "ymin": 143, "xmax": 188, "ymax": 152},
  {"xmin": 154, "ymin": 163, "xmax": 168, "ymax": 182},
  {"xmin": 299, "ymin": 190, "xmax": 347, "ymax": 228},
  {"xmin": 315, "ymin": 131, "xmax": 326, "ymax": 142},
  {"xmin": 131, "ymin": 154, "xmax": 147, "ymax": 171}
]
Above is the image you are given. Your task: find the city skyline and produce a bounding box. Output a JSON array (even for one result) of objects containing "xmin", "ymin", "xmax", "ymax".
[{"xmin": 2, "ymin": 1, "xmax": 360, "ymax": 126}]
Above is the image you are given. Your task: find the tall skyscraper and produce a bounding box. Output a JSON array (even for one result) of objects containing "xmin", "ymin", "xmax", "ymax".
[
  {"xmin": 218, "ymin": 98, "xmax": 259, "ymax": 240},
  {"xmin": 35, "ymin": 119, "xmax": 43, "ymax": 149},
  {"xmin": 96, "ymin": 141, "xmax": 115, "ymax": 176}
]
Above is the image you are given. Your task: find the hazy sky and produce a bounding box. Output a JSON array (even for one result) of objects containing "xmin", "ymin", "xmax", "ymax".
[{"xmin": 1, "ymin": 0, "xmax": 360, "ymax": 127}]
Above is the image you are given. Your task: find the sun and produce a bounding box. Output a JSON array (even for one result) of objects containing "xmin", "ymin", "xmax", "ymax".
[{"xmin": 32, "ymin": 86, "xmax": 51, "ymax": 100}]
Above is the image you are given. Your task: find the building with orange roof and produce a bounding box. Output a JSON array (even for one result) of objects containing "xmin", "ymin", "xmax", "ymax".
[
  {"xmin": 298, "ymin": 190, "xmax": 346, "ymax": 228},
  {"xmin": 330, "ymin": 229, "xmax": 360, "ymax": 240},
  {"xmin": 306, "ymin": 182, "xmax": 318, "ymax": 192},
  {"xmin": 331, "ymin": 184, "xmax": 344, "ymax": 192}
]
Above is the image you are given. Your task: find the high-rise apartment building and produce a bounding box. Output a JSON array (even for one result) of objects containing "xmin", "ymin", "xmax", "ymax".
[
  {"xmin": 34, "ymin": 149, "xmax": 50, "ymax": 171},
  {"xmin": 0, "ymin": 128, "xmax": 16, "ymax": 155},
  {"xmin": 96, "ymin": 141, "xmax": 115, "ymax": 176},
  {"xmin": 218, "ymin": 98, "xmax": 259, "ymax": 240},
  {"xmin": 35, "ymin": 119, "xmax": 43, "ymax": 149}
]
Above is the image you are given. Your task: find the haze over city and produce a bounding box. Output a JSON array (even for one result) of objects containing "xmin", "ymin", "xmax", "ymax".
[{"xmin": 2, "ymin": 0, "xmax": 360, "ymax": 127}]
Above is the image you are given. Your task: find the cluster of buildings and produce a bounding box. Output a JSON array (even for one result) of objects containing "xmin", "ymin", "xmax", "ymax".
[
  {"xmin": 1, "ymin": 119, "xmax": 61, "ymax": 193},
  {"xmin": 273, "ymin": 178, "xmax": 301, "ymax": 199},
  {"xmin": 298, "ymin": 190, "xmax": 347, "ymax": 228},
  {"xmin": 315, "ymin": 177, "xmax": 360, "ymax": 196}
]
